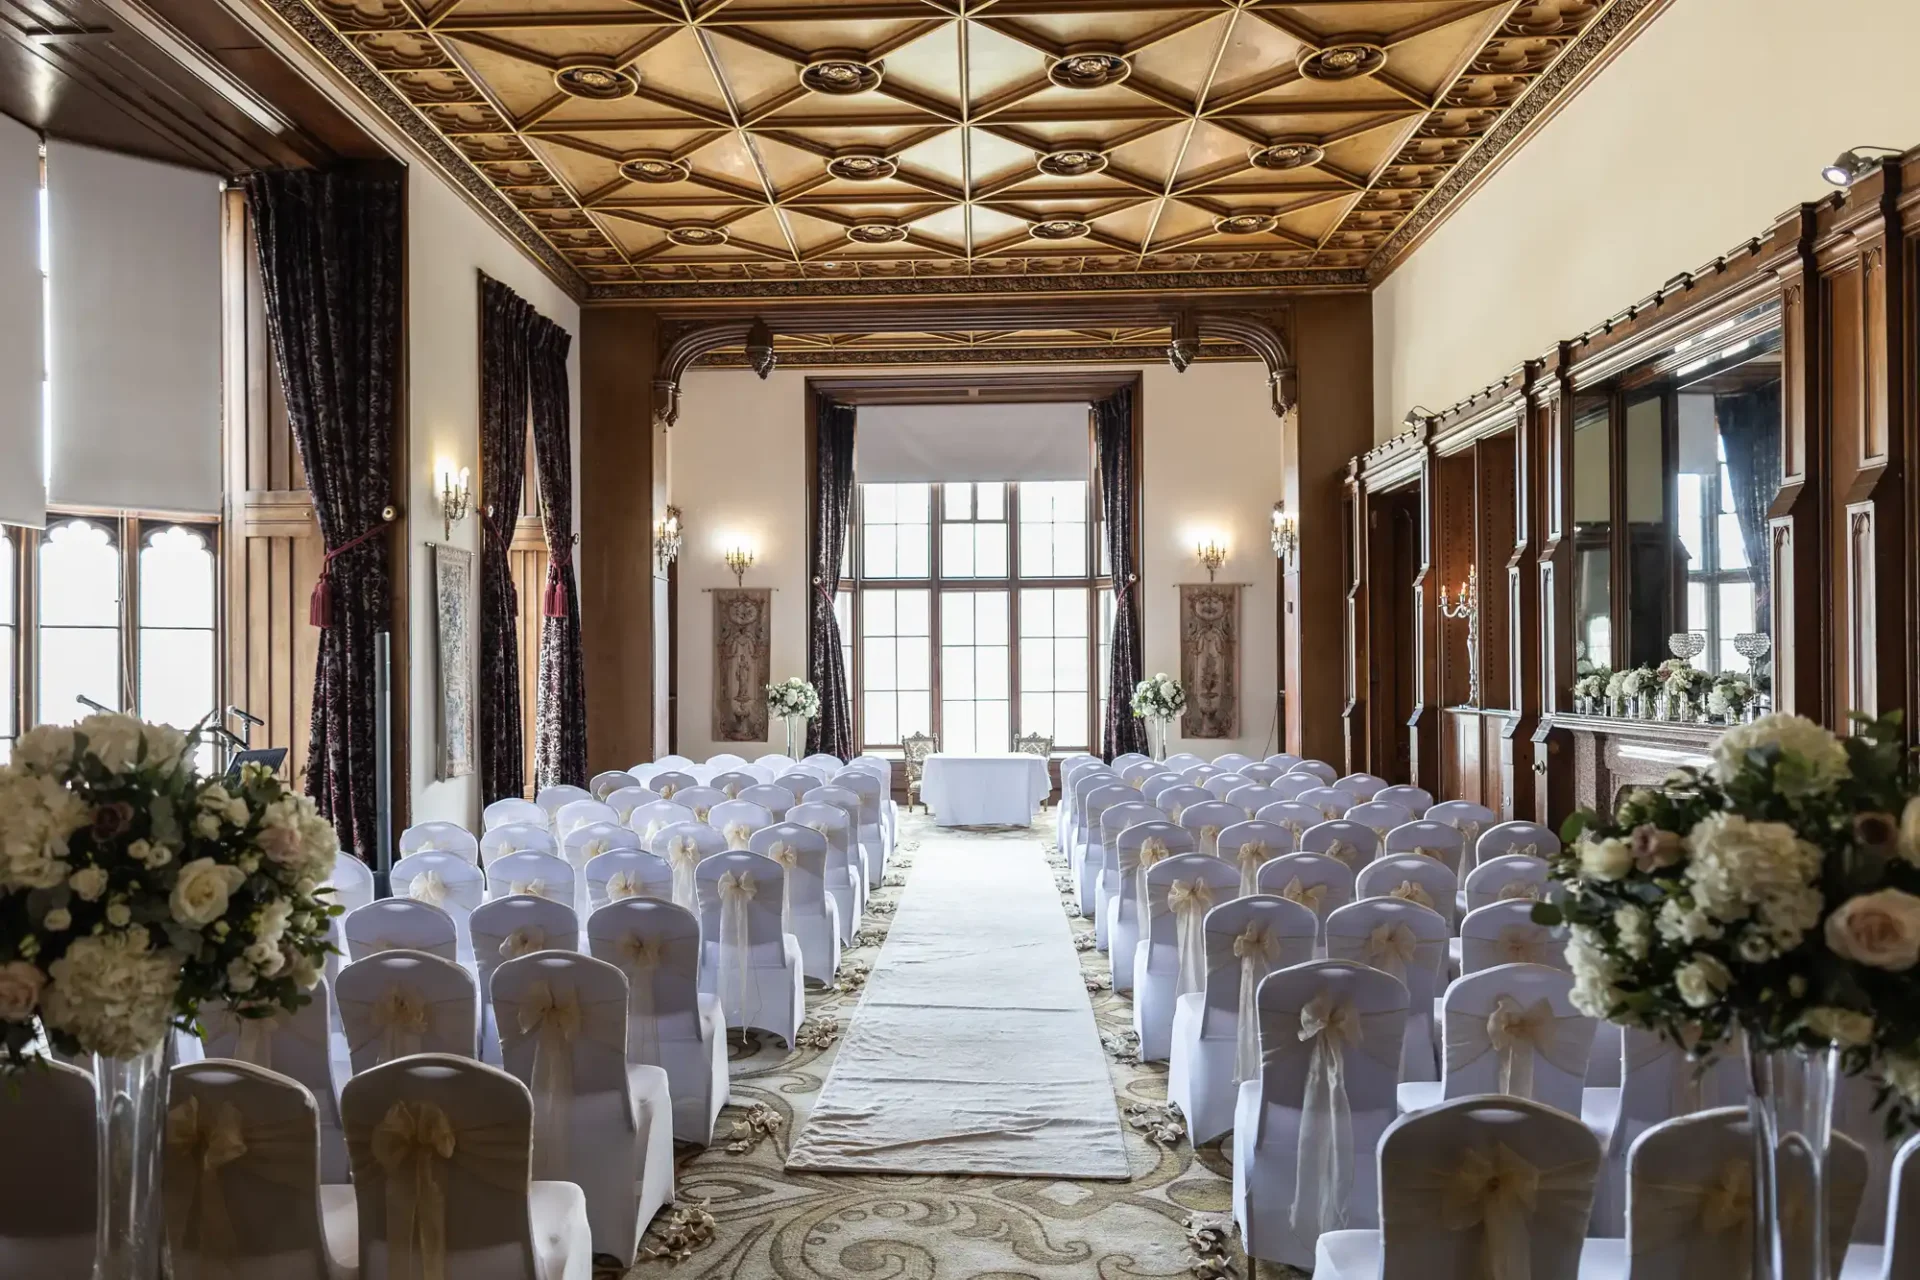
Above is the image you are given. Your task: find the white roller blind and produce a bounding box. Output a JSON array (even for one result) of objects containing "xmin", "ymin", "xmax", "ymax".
[
  {"xmin": 855, "ymin": 402, "xmax": 1090, "ymax": 482},
  {"xmin": 0, "ymin": 116, "xmax": 43, "ymax": 527},
  {"xmin": 47, "ymin": 141, "xmax": 221, "ymax": 514}
]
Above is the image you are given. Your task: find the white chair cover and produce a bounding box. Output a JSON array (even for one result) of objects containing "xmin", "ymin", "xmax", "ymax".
[
  {"xmin": 345, "ymin": 899, "xmax": 458, "ymax": 963},
  {"xmin": 1314, "ymin": 1096, "xmax": 1599, "ymax": 1280},
  {"xmin": 1159, "ymin": 752, "xmax": 1202, "ymax": 770},
  {"xmin": 560, "ymin": 823, "xmax": 640, "ymax": 919},
  {"xmin": 1178, "ymin": 800, "xmax": 1248, "ymax": 858},
  {"xmin": 1358, "ymin": 853, "xmax": 1460, "ymax": 930},
  {"xmin": 336, "ymin": 951, "xmax": 479, "ymax": 1072},
  {"xmin": 1225, "ymin": 784, "xmax": 1286, "ymax": 820},
  {"xmin": 1257, "ymin": 800, "xmax": 1333, "ymax": 847},
  {"xmin": 1423, "ymin": 800, "xmax": 1499, "ymax": 855},
  {"xmin": 1429, "ymin": 963, "xmax": 1593, "ymax": 1120},
  {"xmin": 551, "ymin": 800, "xmax": 618, "ymax": 841},
  {"xmin": 1183, "ymin": 764, "xmax": 1223, "ymax": 785},
  {"xmin": 645, "ymin": 770, "xmax": 699, "ymax": 802},
  {"xmin": 787, "ymin": 800, "xmax": 863, "ymax": 942},
  {"xmin": 802, "ymin": 784, "xmax": 869, "ymax": 887},
  {"xmin": 695, "ymin": 851, "xmax": 806, "ymax": 1045},
  {"xmin": 1138, "ymin": 773, "xmax": 1181, "ymax": 806},
  {"xmin": 1256, "ymin": 852, "xmax": 1357, "ymax": 942},
  {"xmin": 753, "ymin": 752, "xmax": 797, "ymax": 773},
  {"xmin": 1203, "ymin": 773, "xmax": 1252, "ymax": 800},
  {"xmin": 1335, "ymin": 772, "xmax": 1388, "ymax": 801},
  {"xmin": 1154, "ymin": 784, "xmax": 1213, "ymax": 824},
  {"xmin": 340, "ymin": 1054, "xmax": 592, "ymax": 1280},
  {"xmin": 709, "ymin": 799, "xmax": 774, "ymax": 851},
  {"xmin": 832, "ymin": 769, "xmax": 891, "ymax": 888},
  {"xmin": 708, "ymin": 770, "xmax": 761, "ymax": 800},
  {"xmin": 583, "ymin": 849, "xmax": 675, "ymax": 912},
  {"xmin": 650, "ymin": 820, "xmax": 725, "ymax": 912},
  {"xmin": 491, "ymin": 953, "xmax": 674, "ymax": 1261},
  {"xmin": 1459, "ymin": 901, "xmax": 1565, "ymax": 974},
  {"xmin": 1383, "ymin": 819, "xmax": 1468, "ymax": 876},
  {"xmin": 164, "ymin": 1060, "xmax": 355, "ymax": 1280},
  {"xmin": 1626, "ymin": 1107, "xmax": 1868, "ymax": 1280},
  {"xmin": 1264, "ymin": 752, "xmax": 1302, "ymax": 771},
  {"xmin": 323, "ymin": 852, "xmax": 378, "ymax": 1005},
  {"xmin": 1109, "ymin": 820, "xmax": 1194, "ymax": 994},
  {"xmin": 626, "ymin": 800, "xmax": 695, "ymax": 847},
  {"xmin": 1326, "ymin": 897, "xmax": 1448, "ymax": 1083},
  {"xmin": 197, "ymin": 979, "xmax": 349, "ymax": 1184},
  {"xmin": 483, "ymin": 850, "xmax": 574, "ymax": 908},
  {"xmin": 389, "ymin": 852, "xmax": 486, "ymax": 959},
  {"xmin": 481, "ymin": 797, "xmax": 546, "ymax": 833},
  {"xmin": 1288, "ymin": 760, "xmax": 1338, "ymax": 785},
  {"xmin": 0, "ymin": 1056, "xmax": 95, "ymax": 1279},
  {"xmin": 1099, "ymin": 799, "xmax": 1164, "ymax": 955},
  {"xmin": 588, "ymin": 771, "xmax": 640, "ymax": 801},
  {"xmin": 1239, "ymin": 762, "xmax": 1284, "ymax": 785},
  {"xmin": 671, "ymin": 786, "xmax": 730, "ymax": 825},
  {"xmin": 749, "ymin": 822, "xmax": 841, "ymax": 985},
  {"xmin": 1599, "ymin": 1026, "xmax": 1749, "ymax": 1236},
  {"xmin": 1213, "ymin": 752, "xmax": 1256, "ymax": 772},
  {"xmin": 1302, "ymin": 820, "xmax": 1381, "ymax": 871},
  {"xmin": 588, "ymin": 899, "xmax": 729, "ymax": 1146},
  {"xmin": 1295, "ymin": 786, "xmax": 1358, "ymax": 822},
  {"xmin": 536, "ymin": 785, "xmax": 594, "ymax": 820},
  {"xmin": 1134, "ymin": 853, "xmax": 1241, "ymax": 1061},
  {"xmin": 600, "ymin": 786, "xmax": 656, "ymax": 824},
  {"xmin": 1232, "ymin": 960, "xmax": 1407, "ymax": 1270},
  {"xmin": 399, "ymin": 822, "xmax": 480, "ymax": 864},
  {"xmin": 1346, "ymin": 801, "xmax": 1414, "ymax": 839},
  {"xmin": 1218, "ymin": 819, "xmax": 1294, "ymax": 897},
  {"xmin": 1470, "ymin": 818, "xmax": 1558, "ymax": 869},
  {"xmin": 737, "ymin": 784, "xmax": 796, "ymax": 820},
  {"xmin": 1463, "ymin": 854, "xmax": 1551, "ymax": 914},
  {"xmin": 476, "ymin": 824, "xmax": 558, "ymax": 868},
  {"xmin": 1271, "ymin": 774, "xmax": 1321, "ymax": 802},
  {"xmin": 772, "ymin": 771, "xmax": 823, "ymax": 803},
  {"xmin": 469, "ymin": 895, "xmax": 579, "ymax": 1064},
  {"xmin": 1374, "ymin": 784, "xmax": 1434, "ymax": 816}
]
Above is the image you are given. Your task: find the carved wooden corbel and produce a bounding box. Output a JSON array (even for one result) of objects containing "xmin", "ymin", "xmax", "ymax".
[
  {"xmin": 1190, "ymin": 311, "xmax": 1296, "ymax": 417},
  {"xmin": 653, "ymin": 319, "xmax": 763, "ymax": 428}
]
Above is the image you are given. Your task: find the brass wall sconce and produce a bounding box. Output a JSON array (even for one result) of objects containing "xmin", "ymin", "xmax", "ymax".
[
  {"xmin": 1196, "ymin": 539, "xmax": 1227, "ymax": 582},
  {"xmin": 724, "ymin": 543, "xmax": 756, "ymax": 585},
  {"xmin": 654, "ymin": 504, "xmax": 683, "ymax": 572},
  {"xmin": 437, "ymin": 462, "xmax": 472, "ymax": 541},
  {"xmin": 1270, "ymin": 501, "xmax": 1298, "ymax": 562}
]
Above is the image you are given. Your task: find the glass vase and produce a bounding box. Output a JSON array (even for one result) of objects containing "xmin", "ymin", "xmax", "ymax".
[
  {"xmin": 1746, "ymin": 1042, "xmax": 1838, "ymax": 1280},
  {"xmin": 93, "ymin": 1039, "xmax": 171, "ymax": 1280},
  {"xmin": 784, "ymin": 713, "xmax": 804, "ymax": 757},
  {"xmin": 1147, "ymin": 716, "xmax": 1169, "ymax": 762}
]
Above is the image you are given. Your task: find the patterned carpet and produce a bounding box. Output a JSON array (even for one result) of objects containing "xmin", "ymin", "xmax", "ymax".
[{"xmin": 618, "ymin": 812, "xmax": 1302, "ymax": 1280}]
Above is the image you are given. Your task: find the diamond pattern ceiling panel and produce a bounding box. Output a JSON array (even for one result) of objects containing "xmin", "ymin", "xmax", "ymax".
[{"xmin": 293, "ymin": 0, "xmax": 1638, "ymax": 297}]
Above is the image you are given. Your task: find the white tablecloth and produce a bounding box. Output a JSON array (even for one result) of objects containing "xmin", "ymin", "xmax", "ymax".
[{"xmin": 920, "ymin": 753, "xmax": 1051, "ymax": 827}]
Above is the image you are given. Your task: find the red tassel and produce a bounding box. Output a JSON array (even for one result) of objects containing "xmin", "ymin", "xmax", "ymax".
[
  {"xmin": 309, "ymin": 573, "xmax": 335, "ymax": 629},
  {"xmin": 543, "ymin": 569, "xmax": 567, "ymax": 618}
]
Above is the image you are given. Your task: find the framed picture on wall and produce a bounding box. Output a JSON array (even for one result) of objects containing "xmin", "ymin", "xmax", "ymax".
[{"xmin": 433, "ymin": 543, "xmax": 476, "ymax": 779}]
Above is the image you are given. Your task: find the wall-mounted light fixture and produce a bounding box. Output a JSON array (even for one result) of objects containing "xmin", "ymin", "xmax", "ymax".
[
  {"xmin": 1270, "ymin": 501, "xmax": 1298, "ymax": 563},
  {"xmin": 724, "ymin": 542, "xmax": 756, "ymax": 586},
  {"xmin": 1822, "ymin": 146, "xmax": 1902, "ymax": 187},
  {"xmin": 746, "ymin": 318, "xmax": 777, "ymax": 379},
  {"xmin": 437, "ymin": 461, "xmax": 472, "ymax": 541},
  {"xmin": 1196, "ymin": 538, "xmax": 1227, "ymax": 582},
  {"xmin": 1402, "ymin": 405, "xmax": 1436, "ymax": 433},
  {"xmin": 654, "ymin": 504, "xmax": 683, "ymax": 572}
]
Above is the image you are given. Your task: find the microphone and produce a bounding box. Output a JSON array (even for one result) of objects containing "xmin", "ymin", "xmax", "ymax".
[
  {"xmin": 76, "ymin": 695, "xmax": 114, "ymax": 715},
  {"xmin": 227, "ymin": 705, "xmax": 265, "ymax": 728}
]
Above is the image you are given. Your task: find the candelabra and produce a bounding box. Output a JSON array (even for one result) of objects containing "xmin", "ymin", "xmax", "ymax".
[
  {"xmin": 1438, "ymin": 563, "xmax": 1480, "ymax": 705},
  {"xmin": 437, "ymin": 464, "xmax": 471, "ymax": 541},
  {"xmin": 724, "ymin": 544, "xmax": 755, "ymax": 586},
  {"xmin": 1196, "ymin": 540, "xmax": 1227, "ymax": 582},
  {"xmin": 1269, "ymin": 501, "xmax": 1298, "ymax": 563},
  {"xmin": 654, "ymin": 505, "xmax": 683, "ymax": 573}
]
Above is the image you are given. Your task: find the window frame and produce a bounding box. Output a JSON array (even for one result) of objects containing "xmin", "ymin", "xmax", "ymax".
[
  {"xmin": 840, "ymin": 480, "xmax": 1111, "ymax": 754},
  {"xmin": 4, "ymin": 510, "xmax": 224, "ymax": 753}
]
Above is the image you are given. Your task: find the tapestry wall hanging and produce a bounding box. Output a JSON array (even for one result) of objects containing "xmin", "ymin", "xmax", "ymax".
[
  {"xmin": 432, "ymin": 544, "xmax": 476, "ymax": 779},
  {"xmin": 713, "ymin": 587, "xmax": 772, "ymax": 742},
  {"xmin": 1178, "ymin": 583, "xmax": 1240, "ymax": 739}
]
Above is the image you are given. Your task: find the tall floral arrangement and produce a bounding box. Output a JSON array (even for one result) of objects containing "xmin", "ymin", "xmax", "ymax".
[
  {"xmin": 1538, "ymin": 711, "xmax": 1920, "ymax": 1129},
  {"xmin": 1131, "ymin": 673, "xmax": 1187, "ymax": 721},
  {"xmin": 766, "ymin": 677, "xmax": 821, "ymax": 721},
  {"xmin": 0, "ymin": 714, "xmax": 338, "ymax": 1063}
]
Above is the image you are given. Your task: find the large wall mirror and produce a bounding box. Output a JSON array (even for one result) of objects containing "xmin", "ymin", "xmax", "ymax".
[{"xmin": 1572, "ymin": 298, "xmax": 1782, "ymax": 683}]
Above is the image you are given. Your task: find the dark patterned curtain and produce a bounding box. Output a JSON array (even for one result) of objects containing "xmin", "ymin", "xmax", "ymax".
[
  {"xmin": 479, "ymin": 275, "xmax": 534, "ymax": 803},
  {"xmin": 530, "ymin": 315, "xmax": 586, "ymax": 788},
  {"xmin": 807, "ymin": 397, "xmax": 857, "ymax": 759},
  {"xmin": 1717, "ymin": 382, "xmax": 1782, "ymax": 629},
  {"xmin": 242, "ymin": 166, "xmax": 401, "ymax": 865},
  {"xmin": 1096, "ymin": 387, "xmax": 1146, "ymax": 761}
]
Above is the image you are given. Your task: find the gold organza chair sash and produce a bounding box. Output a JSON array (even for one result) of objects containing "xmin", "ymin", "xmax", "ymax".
[
  {"xmin": 612, "ymin": 932, "xmax": 693, "ymax": 1064},
  {"xmin": 209, "ymin": 1004, "xmax": 323, "ymax": 1072},
  {"xmin": 341, "ymin": 983, "xmax": 465, "ymax": 1064},
  {"xmin": 505, "ymin": 981, "xmax": 626, "ymax": 1180},
  {"xmin": 1133, "ymin": 837, "xmax": 1174, "ymax": 938},
  {"xmin": 1162, "ymin": 878, "xmax": 1216, "ymax": 999},
  {"xmin": 164, "ymin": 1096, "xmax": 313, "ymax": 1276},
  {"xmin": 1623, "ymin": 1035, "xmax": 1707, "ymax": 1121},
  {"xmin": 351, "ymin": 1100, "xmax": 529, "ymax": 1280},
  {"xmin": 1630, "ymin": 1157, "xmax": 1766, "ymax": 1280},
  {"xmin": 1345, "ymin": 921, "xmax": 1440, "ymax": 987},
  {"xmin": 717, "ymin": 870, "xmax": 761, "ymax": 1025},
  {"xmin": 724, "ymin": 821, "xmax": 754, "ymax": 851},
  {"xmin": 603, "ymin": 870, "xmax": 650, "ymax": 903},
  {"xmin": 1281, "ymin": 876, "xmax": 1328, "ymax": 916},
  {"xmin": 1389, "ymin": 879, "xmax": 1436, "ymax": 910},
  {"xmin": 1230, "ymin": 923, "xmax": 1284, "ymax": 1084},
  {"xmin": 497, "ymin": 926, "xmax": 549, "ymax": 960},
  {"xmin": 507, "ymin": 878, "xmax": 556, "ymax": 902},
  {"xmin": 1325, "ymin": 839, "xmax": 1361, "ymax": 867},
  {"xmin": 1275, "ymin": 995, "xmax": 1404, "ymax": 1248},
  {"xmin": 765, "ymin": 842, "xmax": 798, "ymax": 936},
  {"xmin": 668, "ymin": 837, "xmax": 702, "ymax": 911},
  {"xmin": 1443, "ymin": 997, "xmax": 1590, "ymax": 1098},
  {"xmin": 1389, "ymin": 1142, "xmax": 1597, "ymax": 1280},
  {"xmin": 1411, "ymin": 845, "xmax": 1451, "ymax": 863},
  {"xmin": 408, "ymin": 871, "xmax": 450, "ymax": 908},
  {"xmin": 1236, "ymin": 841, "xmax": 1273, "ymax": 897},
  {"xmin": 1487, "ymin": 924, "xmax": 1557, "ymax": 967},
  {"xmin": 1199, "ymin": 824, "xmax": 1223, "ymax": 856},
  {"xmin": 1496, "ymin": 880, "xmax": 1543, "ymax": 904}
]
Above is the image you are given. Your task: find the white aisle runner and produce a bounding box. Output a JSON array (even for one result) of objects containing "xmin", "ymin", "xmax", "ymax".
[{"xmin": 785, "ymin": 830, "xmax": 1130, "ymax": 1179}]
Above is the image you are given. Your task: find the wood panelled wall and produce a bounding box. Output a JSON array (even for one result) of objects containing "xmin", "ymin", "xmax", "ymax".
[
  {"xmin": 1345, "ymin": 150, "xmax": 1920, "ymax": 829},
  {"xmin": 221, "ymin": 190, "xmax": 321, "ymax": 789}
]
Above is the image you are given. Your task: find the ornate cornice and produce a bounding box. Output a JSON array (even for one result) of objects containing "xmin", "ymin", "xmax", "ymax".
[
  {"xmin": 1369, "ymin": 0, "xmax": 1666, "ymax": 278},
  {"xmin": 258, "ymin": 0, "xmax": 584, "ymax": 294},
  {"xmin": 695, "ymin": 344, "xmax": 1252, "ymax": 370},
  {"xmin": 585, "ymin": 266, "xmax": 1366, "ymax": 304}
]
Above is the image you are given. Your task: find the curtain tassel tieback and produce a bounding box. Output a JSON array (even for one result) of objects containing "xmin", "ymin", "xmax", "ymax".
[
  {"xmin": 543, "ymin": 540, "xmax": 574, "ymax": 618},
  {"xmin": 311, "ymin": 521, "xmax": 389, "ymax": 629}
]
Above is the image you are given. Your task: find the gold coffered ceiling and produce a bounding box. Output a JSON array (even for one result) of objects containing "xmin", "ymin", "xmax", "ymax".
[{"xmin": 286, "ymin": 0, "xmax": 1643, "ymax": 298}]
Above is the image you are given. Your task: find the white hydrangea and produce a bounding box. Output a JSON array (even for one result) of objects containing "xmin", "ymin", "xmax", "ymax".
[
  {"xmin": 1613, "ymin": 905, "xmax": 1651, "ymax": 960},
  {"xmin": 1566, "ymin": 926, "xmax": 1622, "ymax": 1019},
  {"xmin": 10, "ymin": 725, "xmax": 77, "ymax": 775},
  {"xmin": 0, "ymin": 770, "xmax": 90, "ymax": 891},
  {"xmin": 1711, "ymin": 713, "xmax": 1850, "ymax": 796},
  {"xmin": 40, "ymin": 929, "xmax": 181, "ymax": 1058},
  {"xmin": 75, "ymin": 713, "xmax": 151, "ymax": 776},
  {"xmin": 1657, "ymin": 897, "xmax": 1725, "ymax": 945},
  {"xmin": 1684, "ymin": 812, "xmax": 1824, "ymax": 951}
]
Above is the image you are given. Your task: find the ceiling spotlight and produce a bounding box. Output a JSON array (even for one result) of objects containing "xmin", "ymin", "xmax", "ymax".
[{"xmin": 1821, "ymin": 146, "xmax": 1902, "ymax": 187}]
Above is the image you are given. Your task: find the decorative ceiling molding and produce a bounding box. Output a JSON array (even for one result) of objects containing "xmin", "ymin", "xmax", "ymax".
[
  {"xmin": 255, "ymin": 0, "xmax": 1649, "ymax": 304},
  {"xmin": 697, "ymin": 342, "xmax": 1249, "ymax": 371}
]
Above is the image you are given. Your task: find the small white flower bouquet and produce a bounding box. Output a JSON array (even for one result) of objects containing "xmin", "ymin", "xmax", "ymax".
[
  {"xmin": 1573, "ymin": 668, "xmax": 1613, "ymax": 704},
  {"xmin": 0, "ymin": 714, "xmax": 339, "ymax": 1063},
  {"xmin": 1131, "ymin": 673, "xmax": 1186, "ymax": 720},
  {"xmin": 1657, "ymin": 659, "xmax": 1711, "ymax": 700},
  {"xmin": 1618, "ymin": 665, "xmax": 1658, "ymax": 699},
  {"xmin": 1540, "ymin": 710, "xmax": 1920, "ymax": 1130},
  {"xmin": 766, "ymin": 677, "xmax": 821, "ymax": 721},
  {"xmin": 1708, "ymin": 671, "xmax": 1759, "ymax": 719}
]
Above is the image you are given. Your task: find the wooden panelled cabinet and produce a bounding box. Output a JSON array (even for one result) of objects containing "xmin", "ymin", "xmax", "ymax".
[{"xmin": 1344, "ymin": 152, "xmax": 1920, "ymax": 832}]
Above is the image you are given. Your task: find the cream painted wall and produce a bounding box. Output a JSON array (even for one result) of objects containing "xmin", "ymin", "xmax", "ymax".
[
  {"xmin": 406, "ymin": 167, "xmax": 579, "ymax": 827},
  {"xmin": 1372, "ymin": 0, "xmax": 1920, "ymax": 437},
  {"xmin": 669, "ymin": 360, "xmax": 1284, "ymax": 761}
]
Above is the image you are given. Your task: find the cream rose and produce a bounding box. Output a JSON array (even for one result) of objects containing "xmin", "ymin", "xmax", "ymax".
[
  {"xmin": 1675, "ymin": 954, "xmax": 1732, "ymax": 1007},
  {"xmin": 1802, "ymin": 1006, "xmax": 1875, "ymax": 1046},
  {"xmin": 1578, "ymin": 836, "xmax": 1632, "ymax": 882},
  {"xmin": 68, "ymin": 866, "xmax": 108, "ymax": 902},
  {"xmin": 1825, "ymin": 889, "xmax": 1920, "ymax": 971},
  {"xmin": 0, "ymin": 961, "xmax": 45, "ymax": 1021},
  {"xmin": 169, "ymin": 858, "xmax": 248, "ymax": 929}
]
